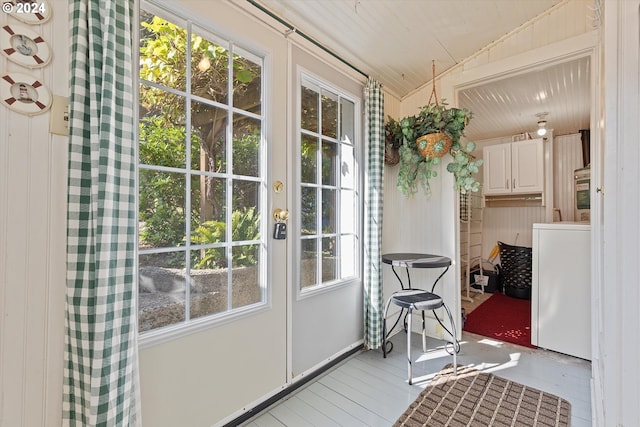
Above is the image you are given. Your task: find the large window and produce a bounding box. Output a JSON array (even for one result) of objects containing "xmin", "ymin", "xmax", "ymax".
[
  {"xmin": 138, "ymin": 8, "xmax": 265, "ymax": 333},
  {"xmin": 299, "ymin": 76, "xmax": 360, "ymax": 291}
]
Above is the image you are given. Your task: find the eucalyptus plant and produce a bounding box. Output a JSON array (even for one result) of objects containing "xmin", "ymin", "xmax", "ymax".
[{"xmin": 391, "ymin": 100, "xmax": 483, "ymax": 195}]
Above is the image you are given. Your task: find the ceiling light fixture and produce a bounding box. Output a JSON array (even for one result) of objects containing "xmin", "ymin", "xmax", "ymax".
[{"xmin": 536, "ymin": 112, "xmax": 548, "ymax": 136}]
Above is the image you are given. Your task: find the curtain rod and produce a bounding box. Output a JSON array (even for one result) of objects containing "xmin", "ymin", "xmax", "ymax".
[{"xmin": 246, "ymin": 0, "xmax": 369, "ymax": 79}]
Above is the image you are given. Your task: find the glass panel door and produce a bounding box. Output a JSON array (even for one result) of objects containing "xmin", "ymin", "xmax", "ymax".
[{"xmin": 291, "ymin": 45, "xmax": 364, "ymax": 377}]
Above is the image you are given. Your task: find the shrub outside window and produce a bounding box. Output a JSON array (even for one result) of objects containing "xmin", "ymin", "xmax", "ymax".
[{"xmin": 138, "ymin": 9, "xmax": 266, "ymax": 334}]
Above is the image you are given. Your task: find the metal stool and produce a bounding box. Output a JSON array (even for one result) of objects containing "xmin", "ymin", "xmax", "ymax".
[{"xmin": 382, "ymin": 289, "xmax": 458, "ymax": 384}]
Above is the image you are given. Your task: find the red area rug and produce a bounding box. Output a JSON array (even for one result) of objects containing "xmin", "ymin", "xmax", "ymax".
[{"xmin": 463, "ymin": 292, "xmax": 536, "ymax": 348}]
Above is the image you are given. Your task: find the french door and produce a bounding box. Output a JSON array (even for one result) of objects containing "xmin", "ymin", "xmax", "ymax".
[
  {"xmin": 136, "ymin": 3, "xmax": 364, "ymax": 424},
  {"xmin": 137, "ymin": 3, "xmax": 289, "ymax": 425},
  {"xmin": 289, "ymin": 45, "xmax": 364, "ymax": 378}
]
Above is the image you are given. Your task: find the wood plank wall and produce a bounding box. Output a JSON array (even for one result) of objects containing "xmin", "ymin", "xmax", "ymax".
[{"xmin": 0, "ymin": 3, "xmax": 68, "ymax": 426}]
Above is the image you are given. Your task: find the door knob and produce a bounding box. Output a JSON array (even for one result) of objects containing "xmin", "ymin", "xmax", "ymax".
[{"xmin": 273, "ymin": 208, "xmax": 289, "ymax": 222}]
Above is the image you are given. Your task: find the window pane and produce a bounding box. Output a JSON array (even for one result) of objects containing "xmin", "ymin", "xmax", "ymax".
[
  {"xmin": 232, "ymin": 114, "xmax": 261, "ymax": 177},
  {"xmin": 321, "ymin": 89, "xmax": 338, "ymax": 138},
  {"xmin": 322, "ymin": 189, "xmax": 336, "ymax": 234},
  {"xmin": 191, "ymin": 30, "xmax": 228, "ymax": 104},
  {"xmin": 190, "ymin": 248, "xmax": 228, "ymax": 319},
  {"xmin": 139, "ymin": 106, "xmax": 187, "ymax": 168},
  {"xmin": 301, "ymin": 86, "xmax": 318, "ymax": 133},
  {"xmin": 233, "ymin": 53, "xmax": 262, "ymax": 115},
  {"xmin": 322, "ymin": 236, "xmax": 337, "ymax": 283},
  {"xmin": 340, "ymin": 143, "xmax": 355, "ymax": 190},
  {"xmin": 191, "ymin": 246, "xmax": 227, "ymax": 272},
  {"xmin": 139, "ymin": 85, "xmax": 187, "ymax": 146},
  {"xmin": 191, "ymin": 101, "xmax": 227, "ymax": 173},
  {"xmin": 139, "ymin": 170, "xmax": 186, "ymax": 249},
  {"xmin": 139, "ymin": 12, "xmax": 186, "ymax": 92},
  {"xmin": 340, "ymin": 98, "xmax": 355, "ymax": 144},
  {"xmin": 232, "ymin": 180, "xmax": 261, "ymax": 243},
  {"xmin": 232, "ymin": 180, "xmax": 259, "ymax": 215},
  {"xmin": 232, "ymin": 244, "xmax": 261, "ymax": 308},
  {"xmin": 301, "ymin": 239, "xmax": 318, "ymax": 288},
  {"xmin": 301, "ymin": 134, "xmax": 317, "ymax": 184},
  {"xmin": 322, "ymin": 140, "xmax": 337, "ymax": 186},
  {"xmin": 190, "ymin": 175, "xmax": 226, "ymax": 242},
  {"xmin": 139, "ymin": 252, "xmax": 186, "ymax": 332},
  {"xmin": 301, "ymin": 186, "xmax": 317, "ymax": 235}
]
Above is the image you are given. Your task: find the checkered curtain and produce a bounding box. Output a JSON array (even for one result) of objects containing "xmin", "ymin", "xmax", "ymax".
[
  {"xmin": 64, "ymin": 1, "xmax": 141, "ymax": 425},
  {"xmin": 364, "ymin": 78, "xmax": 385, "ymax": 349}
]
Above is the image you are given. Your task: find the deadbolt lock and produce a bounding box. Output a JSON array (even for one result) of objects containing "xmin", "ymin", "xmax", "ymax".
[{"xmin": 272, "ymin": 180, "xmax": 284, "ymax": 193}]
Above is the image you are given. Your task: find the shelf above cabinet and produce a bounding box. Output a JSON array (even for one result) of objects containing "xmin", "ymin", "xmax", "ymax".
[{"xmin": 484, "ymin": 192, "xmax": 544, "ymax": 208}]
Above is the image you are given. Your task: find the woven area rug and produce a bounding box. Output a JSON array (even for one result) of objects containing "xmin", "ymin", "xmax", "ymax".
[{"xmin": 394, "ymin": 365, "xmax": 571, "ymax": 427}]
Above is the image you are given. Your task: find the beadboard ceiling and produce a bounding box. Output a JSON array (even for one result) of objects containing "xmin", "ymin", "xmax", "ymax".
[
  {"xmin": 458, "ymin": 56, "xmax": 591, "ymax": 141},
  {"xmin": 245, "ymin": 0, "xmax": 591, "ymax": 140}
]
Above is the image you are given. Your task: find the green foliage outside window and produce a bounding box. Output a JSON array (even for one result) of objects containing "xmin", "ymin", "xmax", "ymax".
[
  {"xmin": 191, "ymin": 207, "xmax": 261, "ymax": 269},
  {"xmin": 139, "ymin": 12, "xmax": 263, "ymax": 268},
  {"xmin": 139, "ymin": 117, "xmax": 201, "ymax": 249}
]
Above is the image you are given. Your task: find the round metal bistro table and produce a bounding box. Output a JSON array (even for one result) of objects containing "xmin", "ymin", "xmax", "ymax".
[{"xmin": 381, "ymin": 253, "xmax": 458, "ymax": 384}]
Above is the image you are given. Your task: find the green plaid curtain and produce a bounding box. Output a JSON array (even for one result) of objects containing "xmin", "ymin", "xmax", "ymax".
[
  {"xmin": 364, "ymin": 78, "xmax": 385, "ymax": 349},
  {"xmin": 64, "ymin": 1, "xmax": 141, "ymax": 425}
]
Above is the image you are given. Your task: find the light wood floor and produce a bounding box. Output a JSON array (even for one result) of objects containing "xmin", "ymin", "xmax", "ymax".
[{"xmin": 243, "ymin": 331, "xmax": 592, "ymax": 426}]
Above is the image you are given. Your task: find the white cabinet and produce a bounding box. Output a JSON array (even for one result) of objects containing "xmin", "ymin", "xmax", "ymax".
[
  {"xmin": 532, "ymin": 223, "xmax": 591, "ymax": 360},
  {"xmin": 483, "ymin": 139, "xmax": 544, "ymax": 195}
]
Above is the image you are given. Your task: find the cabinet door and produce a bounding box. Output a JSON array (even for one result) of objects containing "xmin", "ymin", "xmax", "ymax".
[
  {"xmin": 512, "ymin": 138, "xmax": 543, "ymax": 193},
  {"xmin": 483, "ymin": 143, "xmax": 511, "ymax": 195}
]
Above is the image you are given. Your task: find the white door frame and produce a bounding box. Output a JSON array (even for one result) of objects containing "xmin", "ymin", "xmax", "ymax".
[{"xmin": 440, "ymin": 30, "xmax": 601, "ymax": 349}]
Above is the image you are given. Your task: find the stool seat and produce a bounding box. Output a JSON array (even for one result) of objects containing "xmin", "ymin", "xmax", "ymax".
[{"xmin": 391, "ymin": 290, "xmax": 443, "ymax": 311}]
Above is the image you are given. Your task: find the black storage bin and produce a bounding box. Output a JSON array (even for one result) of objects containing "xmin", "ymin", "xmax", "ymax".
[
  {"xmin": 498, "ymin": 241, "xmax": 532, "ymax": 300},
  {"xmin": 469, "ymin": 261, "xmax": 500, "ymax": 293}
]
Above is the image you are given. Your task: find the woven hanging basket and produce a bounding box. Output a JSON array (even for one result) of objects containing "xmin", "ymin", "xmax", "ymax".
[
  {"xmin": 384, "ymin": 144, "xmax": 400, "ymax": 165},
  {"xmin": 416, "ymin": 132, "xmax": 452, "ymax": 159}
]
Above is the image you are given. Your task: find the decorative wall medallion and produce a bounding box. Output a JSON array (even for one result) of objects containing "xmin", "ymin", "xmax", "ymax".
[
  {"xmin": 1, "ymin": 24, "xmax": 51, "ymax": 68},
  {"xmin": 1, "ymin": 1, "xmax": 52, "ymax": 24},
  {"xmin": 0, "ymin": 72, "xmax": 52, "ymax": 115}
]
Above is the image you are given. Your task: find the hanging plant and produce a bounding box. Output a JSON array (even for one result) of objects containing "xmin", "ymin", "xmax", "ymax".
[
  {"xmin": 384, "ymin": 116, "xmax": 403, "ymax": 165},
  {"xmin": 392, "ymin": 62, "xmax": 483, "ymax": 195}
]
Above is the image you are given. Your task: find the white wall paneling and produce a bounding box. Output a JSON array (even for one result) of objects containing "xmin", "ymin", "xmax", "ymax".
[
  {"xmin": 0, "ymin": 2, "xmax": 68, "ymax": 426},
  {"xmin": 482, "ymin": 207, "xmax": 547, "ymax": 256},
  {"xmin": 599, "ymin": 0, "xmax": 640, "ymax": 425}
]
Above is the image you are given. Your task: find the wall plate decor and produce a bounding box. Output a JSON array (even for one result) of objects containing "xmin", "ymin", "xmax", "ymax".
[
  {"xmin": 2, "ymin": 1, "xmax": 52, "ymax": 24},
  {"xmin": 1, "ymin": 72, "xmax": 52, "ymax": 115},
  {"xmin": 1, "ymin": 24, "xmax": 51, "ymax": 68}
]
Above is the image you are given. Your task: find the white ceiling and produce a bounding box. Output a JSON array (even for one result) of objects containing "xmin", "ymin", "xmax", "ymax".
[
  {"xmin": 458, "ymin": 56, "xmax": 591, "ymax": 140},
  {"xmin": 246, "ymin": 0, "xmax": 591, "ymax": 141}
]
